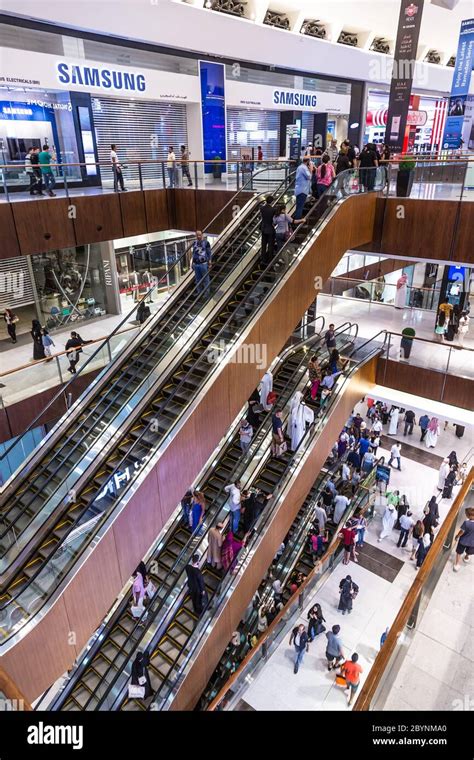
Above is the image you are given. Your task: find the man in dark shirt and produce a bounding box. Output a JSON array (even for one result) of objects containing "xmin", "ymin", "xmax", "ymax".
[
  {"xmin": 29, "ymin": 147, "xmax": 44, "ymax": 195},
  {"xmin": 191, "ymin": 230, "xmax": 212, "ymax": 296},
  {"xmin": 419, "ymin": 413, "xmax": 430, "ymax": 442},
  {"xmin": 185, "ymin": 553, "xmax": 208, "ymax": 614},
  {"xmin": 352, "ymin": 412, "xmax": 363, "ymax": 440},
  {"xmin": 347, "ymin": 447, "xmax": 361, "ymax": 470},
  {"xmin": 404, "ymin": 409, "xmax": 416, "ymax": 436},
  {"xmin": 260, "ymin": 195, "xmax": 276, "ymax": 266},
  {"xmin": 358, "ymin": 144, "xmax": 379, "ymax": 191},
  {"xmin": 325, "ymin": 323, "xmax": 336, "ymax": 355},
  {"xmin": 342, "ymin": 139, "xmax": 356, "ymax": 167},
  {"xmin": 65, "ymin": 331, "xmax": 91, "ymax": 374}
]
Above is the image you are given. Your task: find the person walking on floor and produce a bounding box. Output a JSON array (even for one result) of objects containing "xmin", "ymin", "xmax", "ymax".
[
  {"xmin": 29, "ymin": 146, "xmax": 43, "ymax": 195},
  {"xmin": 378, "ymin": 503, "xmax": 397, "ymax": 542},
  {"xmin": 180, "ymin": 144, "xmax": 193, "ymax": 186},
  {"xmin": 457, "ymin": 311, "xmax": 469, "ymax": 347},
  {"xmin": 338, "ymin": 575, "xmax": 359, "ymax": 615},
  {"xmin": 224, "ymin": 480, "xmax": 242, "ymax": 533},
  {"xmin": 3, "ymin": 309, "xmax": 18, "ymax": 343},
  {"xmin": 397, "ymin": 510, "xmax": 414, "ymax": 548},
  {"xmin": 31, "ymin": 319, "xmax": 45, "ymax": 361},
  {"xmin": 185, "ymin": 553, "xmax": 208, "ymax": 614},
  {"xmin": 167, "ymin": 146, "xmax": 176, "ymax": 188},
  {"xmin": 453, "ymin": 507, "xmax": 474, "ymax": 572},
  {"xmin": 38, "ymin": 143, "xmax": 56, "ymax": 196},
  {"xmin": 409, "ymin": 520, "xmax": 424, "ymax": 561},
  {"xmin": 342, "ymin": 652, "xmax": 363, "ymax": 707},
  {"xmin": 403, "ymin": 409, "xmax": 416, "ymax": 436},
  {"xmin": 289, "ymin": 623, "xmax": 310, "ymax": 674},
  {"xmin": 191, "ymin": 230, "xmax": 212, "ymax": 297},
  {"xmin": 294, "ymin": 157, "xmax": 312, "ymax": 222},
  {"xmin": 416, "ymin": 533, "xmax": 431, "ymax": 569},
  {"xmin": 388, "ymin": 442, "xmax": 402, "ymax": 470},
  {"xmin": 259, "ymin": 195, "xmax": 276, "ymax": 266},
  {"xmin": 341, "ymin": 521, "xmax": 358, "ymax": 565},
  {"xmin": 326, "ymin": 624, "xmax": 344, "ymax": 670},
  {"xmin": 41, "ymin": 328, "xmax": 55, "ymax": 361},
  {"xmin": 110, "ymin": 143, "xmax": 127, "ymax": 192},
  {"xmin": 419, "ymin": 413, "xmax": 430, "ymax": 442}
]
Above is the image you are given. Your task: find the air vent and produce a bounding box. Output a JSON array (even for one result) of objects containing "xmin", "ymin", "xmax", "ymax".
[
  {"xmin": 264, "ymin": 10, "xmax": 290, "ymax": 30},
  {"xmin": 301, "ymin": 19, "xmax": 327, "ymax": 39},
  {"xmin": 204, "ymin": 0, "xmax": 247, "ymax": 18},
  {"xmin": 447, "ymin": 56, "xmax": 456, "ymax": 67},
  {"xmin": 425, "ymin": 49, "xmax": 441, "ymax": 64},
  {"xmin": 338, "ymin": 30, "xmax": 358, "ymax": 47},
  {"xmin": 371, "ymin": 37, "xmax": 390, "ymax": 54}
]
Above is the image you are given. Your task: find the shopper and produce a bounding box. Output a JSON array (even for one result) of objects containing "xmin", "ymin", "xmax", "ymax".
[
  {"xmin": 271, "ymin": 408, "xmax": 286, "ymax": 457},
  {"xmin": 326, "ymin": 624, "xmax": 344, "ymax": 670},
  {"xmin": 30, "ymin": 146, "xmax": 43, "ymax": 195},
  {"xmin": 358, "ymin": 143, "xmax": 379, "ymax": 191},
  {"xmin": 403, "ymin": 409, "xmax": 416, "ymax": 436},
  {"xmin": 442, "ymin": 466, "xmax": 457, "ymax": 499},
  {"xmin": 338, "ymin": 575, "xmax": 359, "ymax": 615},
  {"xmin": 190, "ymin": 490, "xmax": 205, "ymax": 535},
  {"xmin": 260, "ymin": 195, "xmax": 276, "ymax": 266},
  {"xmin": 416, "ymin": 533, "xmax": 431, "ymax": 569},
  {"xmin": 185, "ymin": 553, "xmax": 208, "ymax": 614},
  {"xmin": 313, "ymin": 500, "xmax": 328, "ymax": 532},
  {"xmin": 65, "ymin": 331, "xmax": 88, "ymax": 373},
  {"xmin": 457, "ymin": 311, "xmax": 469, "ymax": 347},
  {"xmin": 136, "ymin": 299, "xmax": 151, "ymax": 325},
  {"xmin": 289, "ymin": 390, "xmax": 314, "ymax": 451},
  {"xmin": 453, "ymin": 507, "xmax": 474, "ymax": 572},
  {"xmin": 289, "ymin": 623, "xmax": 310, "ymax": 674},
  {"xmin": 425, "ymin": 417, "xmax": 440, "ymax": 449},
  {"xmin": 342, "ymin": 652, "xmax": 363, "ymax": 706},
  {"xmin": 129, "ymin": 651, "xmax": 152, "ymax": 700},
  {"xmin": 437, "ymin": 458, "xmax": 450, "ymax": 491},
  {"xmin": 191, "ymin": 230, "xmax": 212, "ymax": 296},
  {"xmin": 307, "ymin": 603, "xmax": 326, "ymax": 641},
  {"xmin": 294, "ymin": 157, "xmax": 312, "ymax": 221},
  {"xmin": 409, "ymin": 520, "xmax": 424, "ymax": 561},
  {"xmin": 341, "ymin": 521, "xmax": 357, "ymax": 565},
  {"xmin": 378, "ymin": 503, "xmax": 397, "ymax": 542},
  {"xmin": 221, "ymin": 530, "xmax": 245, "ymax": 572},
  {"xmin": 273, "ymin": 203, "xmax": 293, "ymax": 252},
  {"xmin": 31, "ymin": 319, "xmax": 45, "ymax": 361},
  {"xmin": 181, "ymin": 490, "xmax": 193, "ymax": 526},
  {"xmin": 397, "ymin": 510, "xmax": 414, "ymax": 548},
  {"xmin": 307, "ymin": 354, "xmax": 322, "ymax": 399},
  {"xmin": 25, "ymin": 146, "xmax": 39, "ymax": 195},
  {"xmin": 334, "ymin": 491, "xmax": 350, "ymax": 524},
  {"xmin": 110, "ymin": 143, "xmax": 126, "ymax": 192},
  {"xmin": 335, "ymin": 144, "xmax": 351, "ymax": 175},
  {"xmin": 3, "ymin": 309, "xmax": 18, "ymax": 343},
  {"xmin": 180, "ymin": 145, "xmax": 193, "ymax": 186},
  {"xmin": 324, "ymin": 323, "xmax": 336, "ymax": 355},
  {"xmin": 41, "ymin": 328, "xmax": 55, "ymax": 360},
  {"xmin": 224, "ymin": 480, "xmax": 242, "ymax": 533},
  {"xmin": 239, "ymin": 418, "xmax": 253, "ymax": 455},
  {"xmin": 422, "ymin": 505, "xmax": 437, "ymax": 544},
  {"xmin": 167, "ymin": 146, "xmax": 176, "ymax": 187},
  {"xmin": 388, "ymin": 442, "xmax": 402, "ymax": 471},
  {"xmin": 315, "ymin": 154, "xmax": 336, "ymax": 197},
  {"xmin": 257, "ymin": 145, "xmax": 263, "ymax": 162},
  {"xmin": 131, "ymin": 562, "xmax": 147, "ymax": 608},
  {"xmin": 419, "ymin": 413, "xmax": 430, "ymax": 442},
  {"xmin": 38, "ymin": 144, "xmax": 56, "ymax": 196},
  {"xmin": 356, "ymin": 514, "xmax": 368, "ymax": 547}
]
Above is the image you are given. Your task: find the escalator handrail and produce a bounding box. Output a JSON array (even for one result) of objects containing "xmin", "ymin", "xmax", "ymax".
[
  {"xmin": 62, "ymin": 319, "xmax": 339, "ymax": 711},
  {"xmin": 206, "ymin": 462, "xmax": 381, "ymax": 711},
  {"xmin": 0, "ymin": 173, "xmax": 296, "ymax": 546},
  {"xmin": 0, "ymin": 162, "xmax": 290, "ymax": 468},
  {"xmin": 147, "ymin": 341, "xmax": 383, "ymax": 711}
]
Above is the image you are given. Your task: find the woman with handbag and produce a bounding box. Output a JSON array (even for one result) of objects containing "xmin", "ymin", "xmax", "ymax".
[
  {"xmin": 129, "ymin": 651, "xmax": 152, "ymax": 700},
  {"xmin": 3, "ymin": 309, "xmax": 18, "ymax": 343},
  {"xmin": 307, "ymin": 354, "xmax": 322, "ymax": 399},
  {"xmin": 307, "ymin": 603, "xmax": 326, "ymax": 641}
]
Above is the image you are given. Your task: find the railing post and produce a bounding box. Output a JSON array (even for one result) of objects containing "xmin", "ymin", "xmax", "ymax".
[
  {"xmin": 161, "ymin": 161, "xmax": 166, "ymax": 189},
  {"xmin": 2, "ymin": 168, "xmax": 10, "ymax": 202},
  {"xmin": 55, "ymin": 355, "xmax": 64, "ymax": 386},
  {"xmin": 384, "ymin": 332, "xmax": 391, "ymax": 383},
  {"xmin": 138, "ymin": 162, "xmax": 143, "ymax": 192},
  {"xmin": 440, "ymin": 346, "xmax": 452, "ymax": 402},
  {"xmin": 407, "ymin": 593, "xmax": 421, "ymax": 629},
  {"xmin": 106, "ymin": 339, "xmax": 112, "ymax": 363},
  {"xmin": 194, "ymin": 161, "xmax": 198, "ymax": 189}
]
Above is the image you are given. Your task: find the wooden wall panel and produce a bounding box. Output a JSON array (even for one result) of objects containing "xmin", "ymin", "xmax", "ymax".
[
  {"xmin": 376, "ymin": 359, "xmax": 445, "ymax": 405},
  {"xmin": 170, "ymin": 359, "xmax": 377, "ymax": 710},
  {"xmin": 0, "ymin": 204, "xmax": 20, "ymax": 259},
  {"xmin": 11, "ymin": 198, "xmax": 76, "ymax": 255},
  {"xmin": 119, "ymin": 190, "xmax": 148, "ymax": 238},
  {"xmin": 72, "ymin": 194, "xmax": 124, "ymax": 245},
  {"xmin": 354, "ymin": 196, "xmax": 385, "ymax": 253},
  {"xmin": 170, "ymin": 189, "xmax": 198, "ymax": 232},
  {"xmin": 440, "ymin": 374, "xmax": 474, "ymax": 412},
  {"xmin": 196, "ymin": 190, "xmax": 253, "ymax": 234},
  {"xmin": 452, "ymin": 202, "xmax": 474, "ymax": 264},
  {"xmin": 380, "ymin": 199, "xmax": 459, "ymax": 261},
  {"xmin": 1, "ymin": 192, "xmax": 377, "ymax": 700},
  {"xmin": 144, "ymin": 189, "xmax": 169, "ymax": 233}
]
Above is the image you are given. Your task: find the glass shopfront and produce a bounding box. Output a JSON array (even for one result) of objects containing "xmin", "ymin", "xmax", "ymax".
[{"xmin": 114, "ymin": 232, "xmax": 196, "ymax": 296}]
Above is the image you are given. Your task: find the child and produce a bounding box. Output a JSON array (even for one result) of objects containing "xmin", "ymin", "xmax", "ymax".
[{"xmin": 41, "ymin": 328, "xmax": 55, "ymax": 361}]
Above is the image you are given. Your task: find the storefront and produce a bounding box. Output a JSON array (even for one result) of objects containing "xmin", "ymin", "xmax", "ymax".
[{"xmin": 364, "ymin": 88, "xmax": 449, "ymax": 153}]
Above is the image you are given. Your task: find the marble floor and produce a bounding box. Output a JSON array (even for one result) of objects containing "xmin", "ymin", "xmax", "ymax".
[{"xmin": 238, "ymin": 443, "xmax": 467, "ymax": 711}]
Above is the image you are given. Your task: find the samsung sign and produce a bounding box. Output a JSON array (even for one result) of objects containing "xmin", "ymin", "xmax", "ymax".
[
  {"xmin": 56, "ymin": 62, "xmax": 146, "ymax": 93},
  {"xmin": 273, "ymin": 90, "xmax": 318, "ymax": 108}
]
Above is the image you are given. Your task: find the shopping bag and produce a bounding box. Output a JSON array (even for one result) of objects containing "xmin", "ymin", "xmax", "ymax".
[
  {"xmin": 128, "ymin": 684, "xmax": 145, "ymax": 699},
  {"xmin": 145, "ymin": 581, "xmax": 156, "ymax": 599},
  {"xmin": 335, "ymin": 674, "xmax": 346, "ymax": 687},
  {"xmin": 349, "ymin": 175, "xmax": 359, "ymax": 193},
  {"xmin": 131, "ymin": 604, "xmax": 145, "ymax": 618}
]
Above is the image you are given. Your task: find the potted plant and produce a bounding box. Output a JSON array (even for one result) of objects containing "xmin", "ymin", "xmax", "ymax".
[
  {"xmin": 213, "ymin": 156, "xmax": 223, "ymax": 179},
  {"xmin": 396, "ymin": 155, "xmax": 416, "ymax": 197},
  {"xmin": 400, "ymin": 327, "xmax": 416, "ymax": 359}
]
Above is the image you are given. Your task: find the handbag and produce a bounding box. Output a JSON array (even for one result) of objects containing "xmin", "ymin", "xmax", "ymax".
[
  {"xmin": 267, "ymin": 391, "xmax": 277, "ymax": 406},
  {"xmin": 145, "ymin": 580, "xmax": 156, "ymax": 599},
  {"xmin": 335, "ymin": 674, "xmax": 346, "ymax": 687},
  {"xmin": 131, "ymin": 604, "xmax": 145, "ymax": 618},
  {"xmin": 128, "ymin": 684, "xmax": 145, "ymax": 699}
]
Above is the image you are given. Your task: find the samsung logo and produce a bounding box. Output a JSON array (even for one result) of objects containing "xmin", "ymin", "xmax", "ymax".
[
  {"xmin": 272, "ymin": 90, "xmax": 317, "ymax": 108},
  {"xmin": 56, "ymin": 62, "xmax": 146, "ymax": 92}
]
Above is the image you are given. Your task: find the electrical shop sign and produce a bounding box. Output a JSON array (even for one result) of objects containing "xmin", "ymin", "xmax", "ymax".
[
  {"xmin": 226, "ymin": 80, "xmax": 351, "ymax": 114},
  {"xmin": 0, "ymin": 48, "xmax": 200, "ymax": 102}
]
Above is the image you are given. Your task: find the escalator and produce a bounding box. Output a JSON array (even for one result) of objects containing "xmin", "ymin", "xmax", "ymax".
[{"xmin": 51, "ymin": 321, "xmax": 358, "ymax": 711}]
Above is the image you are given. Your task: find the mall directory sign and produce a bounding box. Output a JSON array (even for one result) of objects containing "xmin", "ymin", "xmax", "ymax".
[
  {"xmin": 385, "ymin": 1, "xmax": 425, "ymax": 153},
  {"xmin": 442, "ymin": 18, "xmax": 474, "ymax": 150}
]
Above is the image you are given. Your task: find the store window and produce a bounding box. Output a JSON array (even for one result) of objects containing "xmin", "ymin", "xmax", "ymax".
[
  {"xmin": 227, "ymin": 107, "xmax": 280, "ymax": 165},
  {"xmin": 30, "ymin": 245, "xmax": 110, "ymax": 331},
  {"xmin": 115, "ymin": 234, "xmax": 194, "ymax": 295}
]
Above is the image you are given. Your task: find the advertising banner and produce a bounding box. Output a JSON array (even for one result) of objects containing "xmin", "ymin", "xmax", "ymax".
[
  {"xmin": 441, "ymin": 18, "xmax": 474, "ymax": 150},
  {"xmin": 384, "ymin": 1, "xmax": 425, "ymax": 153}
]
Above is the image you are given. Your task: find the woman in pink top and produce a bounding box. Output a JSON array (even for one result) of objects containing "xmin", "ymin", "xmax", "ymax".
[{"xmin": 316, "ymin": 155, "xmax": 335, "ymax": 198}]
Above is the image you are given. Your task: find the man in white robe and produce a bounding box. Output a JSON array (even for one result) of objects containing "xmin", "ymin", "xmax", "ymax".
[
  {"xmin": 437, "ymin": 459, "xmax": 450, "ymax": 491},
  {"xmin": 388, "ymin": 407, "xmax": 399, "ymax": 435},
  {"xmin": 378, "ymin": 504, "xmax": 397, "ymax": 541},
  {"xmin": 289, "ymin": 390, "xmax": 314, "ymax": 450},
  {"xmin": 260, "ymin": 370, "xmax": 273, "ymax": 411}
]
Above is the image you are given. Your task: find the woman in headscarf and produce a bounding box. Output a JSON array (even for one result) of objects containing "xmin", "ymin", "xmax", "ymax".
[
  {"xmin": 394, "ymin": 272, "xmax": 408, "ymax": 309},
  {"xmin": 307, "ymin": 354, "xmax": 322, "ymax": 399},
  {"xmin": 221, "ymin": 530, "xmax": 245, "ymax": 572},
  {"xmin": 190, "ymin": 490, "xmax": 205, "ymax": 535},
  {"xmin": 129, "ymin": 651, "xmax": 152, "ymax": 699},
  {"xmin": 426, "ymin": 495, "xmax": 440, "ymax": 522},
  {"xmin": 307, "ymin": 602, "xmax": 326, "ymax": 640},
  {"xmin": 425, "ymin": 417, "xmax": 440, "ymax": 449},
  {"xmin": 338, "ymin": 575, "xmax": 359, "ymax": 615},
  {"xmin": 442, "ymin": 466, "xmax": 457, "ymax": 500},
  {"xmin": 337, "ymin": 429, "xmax": 350, "ymax": 458},
  {"xmin": 289, "ymin": 390, "xmax": 314, "ymax": 451},
  {"xmin": 31, "ymin": 318, "xmax": 46, "ymax": 361},
  {"xmin": 416, "ymin": 533, "xmax": 431, "ymax": 569},
  {"xmin": 448, "ymin": 450, "xmax": 459, "ymax": 470}
]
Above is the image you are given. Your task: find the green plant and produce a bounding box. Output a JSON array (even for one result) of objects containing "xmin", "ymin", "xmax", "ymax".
[
  {"xmin": 402, "ymin": 327, "xmax": 416, "ymax": 338},
  {"xmin": 398, "ymin": 155, "xmax": 416, "ymax": 171}
]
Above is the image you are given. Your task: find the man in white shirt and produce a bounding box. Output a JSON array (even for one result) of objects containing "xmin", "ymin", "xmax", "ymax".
[
  {"xmin": 313, "ymin": 501, "xmax": 327, "ymax": 531},
  {"xmin": 110, "ymin": 143, "xmax": 126, "ymax": 192},
  {"xmin": 167, "ymin": 145, "xmax": 176, "ymax": 188},
  {"xmin": 334, "ymin": 492, "xmax": 350, "ymax": 524},
  {"xmin": 397, "ymin": 510, "xmax": 414, "ymax": 548},
  {"xmin": 341, "ymin": 462, "xmax": 350, "ymax": 481},
  {"xmin": 372, "ymin": 417, "xmax": 383, "ymax": 435},
  {"xmin": 388, "ymin": 443, "xmax": 402, "ymax": 471},
  {"xmin": 225, "ymin": 481, "xmax": 242, "ymax": 533}
]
